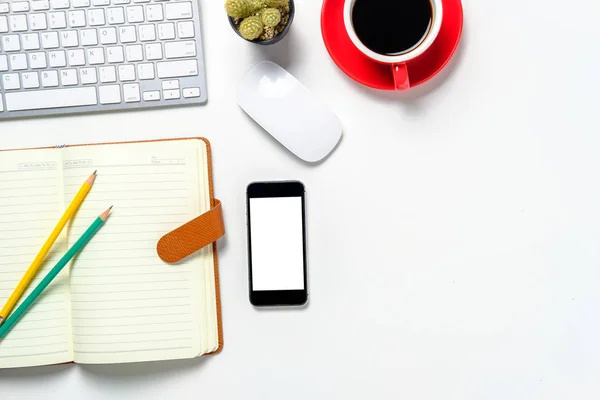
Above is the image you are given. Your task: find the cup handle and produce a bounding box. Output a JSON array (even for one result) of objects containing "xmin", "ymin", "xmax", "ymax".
[{"xmin": 392, "ymin": 63, "xmax": 410, "ymax": 92}]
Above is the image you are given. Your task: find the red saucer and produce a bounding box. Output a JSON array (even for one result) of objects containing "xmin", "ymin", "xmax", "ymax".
[{"xmin": 321, "ymin": 0, "xmax": 463, "ymax": 90}]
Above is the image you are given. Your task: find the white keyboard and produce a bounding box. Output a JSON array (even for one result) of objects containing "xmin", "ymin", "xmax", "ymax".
[{"xmin": 0, "ymin": 0, "xmax": 207, "ymax": 119}]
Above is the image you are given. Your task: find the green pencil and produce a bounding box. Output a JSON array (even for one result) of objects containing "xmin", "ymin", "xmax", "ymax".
[{"xmin": 0, "ymin": 206, "xmax": 112, "ymax": 339}]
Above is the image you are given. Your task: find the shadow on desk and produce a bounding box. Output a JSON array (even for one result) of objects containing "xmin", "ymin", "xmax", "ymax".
[
  {"xmin": 79, "ymin": 357, "xmax": 210, "ymax": 380},
  {"xmin": 0, "ymin": 357, "xmax": 209, "ymax": 380}
]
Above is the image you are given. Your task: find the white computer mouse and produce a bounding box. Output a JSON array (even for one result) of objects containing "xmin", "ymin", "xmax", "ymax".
[{"xmin": 237, "ymin": 61, "xmax": 343, "ymax": 163}]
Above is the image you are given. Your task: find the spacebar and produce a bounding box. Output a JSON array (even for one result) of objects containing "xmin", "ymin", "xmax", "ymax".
[{"xmin": 5, "ymin": 87, "xmax": 98, "ymax": 112}]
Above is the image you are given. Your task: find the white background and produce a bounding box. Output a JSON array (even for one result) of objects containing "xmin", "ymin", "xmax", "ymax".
[
  {"xmin": 249, "ymin": 197, "xmax": 305, "ymax": 291},
  {"xmin": 2, "ymin": 0, "xmax": 600, "ymax": 398}
]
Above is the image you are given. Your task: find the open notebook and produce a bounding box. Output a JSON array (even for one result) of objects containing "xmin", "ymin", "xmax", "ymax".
[{"xmin": 0, "ymin": 138, "xmax": 222, "ymax": 369}]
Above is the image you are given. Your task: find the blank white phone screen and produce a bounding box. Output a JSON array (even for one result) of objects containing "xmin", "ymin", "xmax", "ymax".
[{"xmin": 250, "ymin": 197, "xmax": 305, "ymax": 291}]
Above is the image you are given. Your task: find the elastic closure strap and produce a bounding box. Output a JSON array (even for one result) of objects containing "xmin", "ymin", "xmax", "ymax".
[{"xmin": 157, "ymin": 199, "xmax": 225, "ymax": 263}]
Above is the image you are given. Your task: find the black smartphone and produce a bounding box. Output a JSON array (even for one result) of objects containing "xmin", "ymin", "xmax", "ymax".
[{"xmin": 246, "ymin": 181, "xmax": 308, "ymax": 307}]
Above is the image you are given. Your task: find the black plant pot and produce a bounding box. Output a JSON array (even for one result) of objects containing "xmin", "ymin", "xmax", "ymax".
[{"xmin": 228, "ymin": 0, "xmax": 295, "ymax": 46}]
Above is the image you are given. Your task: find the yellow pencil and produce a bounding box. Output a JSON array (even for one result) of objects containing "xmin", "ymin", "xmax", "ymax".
[{"xmin": 0, "ymin": 170, "xmax": 97, "ymax": 326}]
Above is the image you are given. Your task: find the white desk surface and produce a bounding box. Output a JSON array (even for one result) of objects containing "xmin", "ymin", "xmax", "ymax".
[{"xmin": 2, "ymin": 0, "xmax": 600, "ymax": 398}]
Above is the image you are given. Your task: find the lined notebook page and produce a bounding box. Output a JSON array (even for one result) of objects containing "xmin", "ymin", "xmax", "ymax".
[
  {"xmin": 195, "ymin": 144, "xmax": 219, "ymax": 353},
  {"xmin": 0, "ymin": 149, "xmax": 73, "ymax": 369},
  {"xmin": 64, "ymin": 140, "xmax": 212, "ymax": 364}
]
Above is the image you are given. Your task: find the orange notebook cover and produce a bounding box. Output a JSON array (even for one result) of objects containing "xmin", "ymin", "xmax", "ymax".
[{"xmin": 0, "ymin": 138, "xmax": 223, "ymax": 369}]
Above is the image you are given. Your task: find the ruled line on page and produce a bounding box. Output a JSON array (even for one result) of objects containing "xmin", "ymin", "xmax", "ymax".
[
  {"xmin": 72, "ymin": 303, "xmax": 191, "ymax": 312},
  {"xmin": 74, "ymin": 329, "xmax": 192, "ymax": 337},
  {"xmin": 74, "ymin": 337, "xmax": 191, "ymax": 346},
  {"xmin": 63, "ymin": 163, "xmax": 187, "ymax": 170},
  {"xmin": 72, "ymin": 271, "xmax": 186, "ymax": 278},
  {"xmin": 68, "ymin": 279, "xmax": 188, "ymax": 286},
  {"xmin": 71, "ymin": 296, "xmax": 190, "ymax": 303},
  {"xmin": 4, "ymin": 342, "xmax": 66, "ymax": 349},
  {"xmin": 72, "ymin": 312, "xmax": 191, "ymax": 320},
  {"xmin": 4, "ymin": 333, "xmax": 66, "ymax": 341},
  {"xmin": 74, "ymin": 346, "xmax": 191, "ymax": 354},
  {"xmin": 71, "ymin": 287, "xmax": 187, "ymax": 295},
  {"xmin": 72, "ymin": 320, "xmax": 191, "ymax": 328},
  {"xmin": 0, "ymin": 350, "xmax": 69, "ymax": 359}
]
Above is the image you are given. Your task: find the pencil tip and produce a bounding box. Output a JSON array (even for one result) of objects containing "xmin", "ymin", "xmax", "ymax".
[
  {"xmin": 100, "ymin": 206, "xmax": 113, "ymax": 221},
  {"xmin": 86, "ymin": 170, "xmax": 97, "ymax": 185},
  {"xmin": 0, "ymin": 316, "xmax": 4, "ymax": 327},
  {"xmin": 93, "ymin": 170, "xmax": 97, "ymax": 175}
]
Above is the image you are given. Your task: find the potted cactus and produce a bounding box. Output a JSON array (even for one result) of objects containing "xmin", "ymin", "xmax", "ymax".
[{"xmin": 225, "ymin": 0, "xmax": 295, "ymax": 45}]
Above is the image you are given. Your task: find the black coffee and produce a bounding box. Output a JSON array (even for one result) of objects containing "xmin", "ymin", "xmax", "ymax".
[{"xmin": 352, "ymin": 0, "xmax": 433, "ymax": 56}]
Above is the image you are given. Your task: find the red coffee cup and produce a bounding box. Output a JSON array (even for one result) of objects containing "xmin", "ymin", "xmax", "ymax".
[{"xmin": 343, "ymin": 0, "xmax": 444, "ymax": 92}]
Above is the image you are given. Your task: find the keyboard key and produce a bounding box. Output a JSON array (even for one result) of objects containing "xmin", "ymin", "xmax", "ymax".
[
  {"xmin": 157, "ymin": 59, "xmax": 198, "ymax": 78},
  {"xmin": 60, "ymin": 30, "xmax": 79, "ymax": 47},
  {"xmin": 113, "ymin": 0, "xmax": 131, "ymax": 4},
  {"xmin": 165, "ymin": 2, "xmax": 192, "ymax": 20},
  {"xmin": 107, "ymin": 7, "xmax": 125, "ymax": 25},
  {"xmin": 22, "ymin": 72, "xmax": 40, "ymax": 89},
  {"xmin": 68, "ymin": 49, "xmax": 86, "ymax": 66},
  {"xmin": 41, "ymin": 31, "xmax": 59, "ymax": 48},
  {"xmin": 99, "ymin": 27, "xmax": 117, "ymax": 44},
  {"xmin": 10, "ymin": 54, "xmax": 27, "ymax": 70},
  {"xmin": 0, "ymin": 15, "xmax": 7, "ymax": 32},
  {"xmin": 165, "ymin": 40, "xmax": 196, "ymax": 59},
  {"xmin": 183, "ymin": 87, "xmax": 201, "ymax": 98},
  {"xmin": 2, "ymin": 35, "xmax": 21, "ymax": 51},
  {"xmin": 0, "ymin": 55, "xmax": 8, "ymax": 71},
  {"xmin": 146, "ymin": 4, "xmax": 163, "ymax": 22},
  {"xmin": 0, "ymin": 96, "xmax": 3, "ymax": 112},
  {"xmin": 10, "ymin": 15, "xmax": 28, "ymax": 31},
  {"xmin": 22, "ymin": 34, "xmax": 41, "ymax": 50},
  {"xmin": 0, "ymin": 3, "xmax": 9, "ymax": 13},
  {"xmin": 142, "ymin": 90, "xmax": 160, "ymax": 101},
  {"xmin": 126, "ymin": 5, "xmax": 143, "ymax": 23},
  {"xmin": 68, "ymin": 10, "xmax": 86, "ymax": 28},
  {"xmin": 133, "ymin": 0, "xmax": 150, "ymax": 3},
  {"xmin": 123, "ymin": 83, "xmax": 140, "ymax": 102},
  {"xmin": 92, "ymin": 0, "xmax": 110, "ymax": 5},
  {"xmin": 32, "ymin": 1, "xmax": 50, "ymax": 11},
  {"xmin": 60, "ymin": 69, "xmax": 78, "ymax": 86},
  {"xmin": 29, "ymin": 13, "xmax": 48, "ymax": 30},
  {"xmin": 137, "ymin": 62, "xmax": 154, "ymax": 80},
  {"xmin": 99, "ymin": 65, "xmax": 116, "ymax": 82},
  {"xmin": 12, "ymin": 2, "xmax": 30, "ymax": 13},
  {"xmin": 118, "ymin": 64, "xmax": 135, "ymax": 81},
  {"xmin": 41, "ymin": 70, "xmax": 59, "ymax": 87},
  {"xmin": 5, "ymin": 87, "xmax": 97, "ymax": 111},
  {"xmin": 29, "ymin": 52, "xmax": 47, "ymax": 69},
  {"xmin": 88, "ymin": 9, "xmax": 105, "ymax": 26},
  {"xmin": 177, "ymin": 21, "xmax": 194, "ymax": 38},
  {"xmin": 145, "ymin": 42, "xmax": 162, "ymax": 60},
  {"xmin": 72, "ymin": 0, "xmax": 91, "ymax": 7},
  {"xmin": 48, "ymin": 50, "xmax": 66, "ymax": 67},
  {"xmin": 138, "ymin": 24, "xmax": 156, "ymax": 41},
  {"xmin": 125, "ymin": 44, "xmax": 142, "ymax": 61},
  {"xmin": 158, "ymin": 22, "xmax": 175, "ymax": 40},
  {"xmin": 119, "ymin": 25, "xmax": 136, "ymax": 43},
  {"xmin": 80, "ymin": 28, "xmax": 98, "ymax": 45},
  {"xmin": 48, "ymin": 12, "xmax": 66, "ymax": 29},
  {"xmin": 80, "ymin": 67, "xmax": 97, "ymax": 84},
  {"xmin": 163, "ymin": 89, "xmax": 180, "ymax": 100},
  {"xmin": 51, "ymin": 0, "xmax": 70, "ymax": 9},
  {"xmin": 107, "ymin": 46, "xmax": 124, "ymax": 63},
  {"xmin": 87, "ymin": 47, "xmax": 104, "ymax": 64},
  {"xmin": 98, "ymin": 85, "xmax": 121, "ymax": 104},
  {"xmin": 2, "ymin": 73, "xmax": 21, "ymax": 90},
  {"xmin": 161, "ymin": 80, "xmax": 178, "ymax": 90}
]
